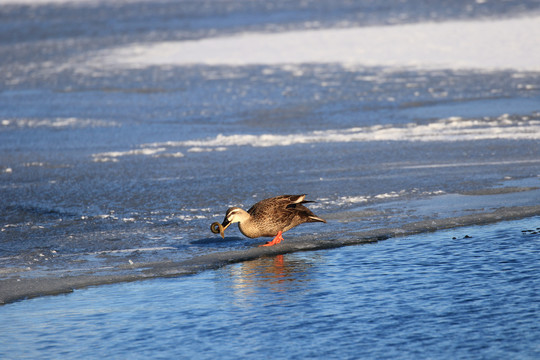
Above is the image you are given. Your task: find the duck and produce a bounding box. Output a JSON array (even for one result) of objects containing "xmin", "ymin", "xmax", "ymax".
[{"xmin": 211, "ymin": 194, "xmax": 326, "ymax": 246}]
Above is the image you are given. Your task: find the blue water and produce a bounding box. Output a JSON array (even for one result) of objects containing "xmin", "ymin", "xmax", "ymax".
[
  {"xmin": 2, "ymin": 217, "xmax": 539, "ymax": 359},
  {"xmin": 2, "ymin": 0, "xmax": 540, "ymax": 281}
]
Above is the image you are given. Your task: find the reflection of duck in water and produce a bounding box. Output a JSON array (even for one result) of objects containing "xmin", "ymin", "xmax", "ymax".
[
  {"xmin": 211, "ymin": 194, "xmax": 326, "ymax": 246},
  {"xmin": 227, "ymin": 254, "xmax": 316, "ymax": 304}
]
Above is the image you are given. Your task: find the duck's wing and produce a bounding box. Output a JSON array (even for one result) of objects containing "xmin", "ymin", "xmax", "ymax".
[
  {"xmin": 277, "ymin": 195, "xmax": 326, "ymax": 224},
  {"xmin": 275, "ymin": 194, "xmax": 313, "ymax": 208},
  {"xmin": 248, "ymin": 194, "xmax": 325, "ymax": 222},
  {"xmin": 287, "ymin": 203, "xmax": 326, "ymax": 223},
  {"xmin": 247, "ymin": 195, "xmax": 305, "ymax": 215}
]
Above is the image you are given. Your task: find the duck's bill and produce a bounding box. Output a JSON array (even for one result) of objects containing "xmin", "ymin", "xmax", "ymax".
[{"xmin": 220, "ymin": 219, "xmax": 231, "ymax": 238}]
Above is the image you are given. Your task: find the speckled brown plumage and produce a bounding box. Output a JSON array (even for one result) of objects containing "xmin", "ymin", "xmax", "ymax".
[{"xmin": 218, "ymin": 194, "xmax": 326, "ymax": 246}]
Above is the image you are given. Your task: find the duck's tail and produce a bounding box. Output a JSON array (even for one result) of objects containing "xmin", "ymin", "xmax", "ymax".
[
  {"xmin": 288, "ymin": 194, "xmax": 317, "ymax": 205},
  {"xmin": 308, "ymin": 215, "xmax": 326, "ymax": 223},
  {"xmin": 290, "ymin": 194, "xmax": 326, "ymax": 223}
]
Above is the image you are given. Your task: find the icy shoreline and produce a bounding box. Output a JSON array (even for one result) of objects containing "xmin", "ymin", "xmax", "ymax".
[{"xmin": 2, "ymin": 201, "xmax": 539, "ymax": 305}]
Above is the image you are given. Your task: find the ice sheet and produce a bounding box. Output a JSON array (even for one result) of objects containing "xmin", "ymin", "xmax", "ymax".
[{"xmin": 97, "ymin": 16, "xmax": 540, "ymax": 71}]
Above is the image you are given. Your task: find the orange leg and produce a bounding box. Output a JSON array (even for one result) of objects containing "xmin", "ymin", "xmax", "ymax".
[{"xmin": 259, "ymin": 231, "xmax": 284, "ymax": 247}]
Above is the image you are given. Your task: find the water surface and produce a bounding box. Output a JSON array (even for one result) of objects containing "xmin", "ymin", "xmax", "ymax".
[{"xmin": 1, "ymin": 217, "xmax": 539, "ymax": 359}]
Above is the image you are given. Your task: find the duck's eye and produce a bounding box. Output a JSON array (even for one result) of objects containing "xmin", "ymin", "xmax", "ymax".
[{"xmin": 227, "ymin": 209, "xmax": 239, "ymax": 220}]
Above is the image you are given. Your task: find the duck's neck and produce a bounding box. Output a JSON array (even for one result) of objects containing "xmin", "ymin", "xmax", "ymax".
[{"xmin": 237, "ymin": 213, "xmax": 260, "ymax": 239}]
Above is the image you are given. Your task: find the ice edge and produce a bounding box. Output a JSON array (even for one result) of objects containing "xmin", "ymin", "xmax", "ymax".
[{"xmin": 2, "ymin": 204, "xmax": 540, "ymax": 305}]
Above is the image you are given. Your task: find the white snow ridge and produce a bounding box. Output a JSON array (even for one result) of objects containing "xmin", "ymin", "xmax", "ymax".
[{"xmin": 92, "ymin": 115, "xmax": 540, "ymax": 161}]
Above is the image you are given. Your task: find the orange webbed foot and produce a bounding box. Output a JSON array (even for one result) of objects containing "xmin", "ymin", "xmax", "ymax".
[{"xmin": 259, "ymin": 231, "xmax": 284, "ymax": 247}]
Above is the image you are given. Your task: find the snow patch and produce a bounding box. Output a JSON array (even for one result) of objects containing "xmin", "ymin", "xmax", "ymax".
[
  {"xmin": 96, "ymin": 16, "xmax": 540, "ymax": 71},
  {"xmin": 1, "ymin": 118, "xmax": 119, "ymax": 129}
]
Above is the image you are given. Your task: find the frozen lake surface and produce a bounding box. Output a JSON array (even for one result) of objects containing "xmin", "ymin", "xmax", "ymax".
[{"xmin": 1, "ymin": 0, "xmax": 540, "ymax": 356}]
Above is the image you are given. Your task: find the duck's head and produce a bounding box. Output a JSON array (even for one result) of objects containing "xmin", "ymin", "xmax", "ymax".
[{"xmin": 218, "ymin": 207, "xmax": 249, "ymax": 238}]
